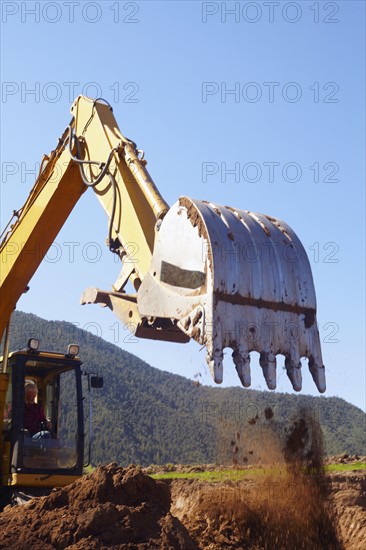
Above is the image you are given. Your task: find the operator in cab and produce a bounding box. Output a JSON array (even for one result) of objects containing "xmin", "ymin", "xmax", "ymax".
[{"xmin": 24, "ymin": 382, "xmax": 52, "ymax": 439}]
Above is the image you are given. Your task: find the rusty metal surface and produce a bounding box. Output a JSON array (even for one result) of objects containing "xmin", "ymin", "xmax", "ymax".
[{"xmin": 138, "ymin": 197, "xmax": 325, "ymax": 393}]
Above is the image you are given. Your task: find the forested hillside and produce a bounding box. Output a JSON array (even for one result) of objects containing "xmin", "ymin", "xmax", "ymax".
[{"xmin": 5, "ymin": 311, "xmax": 366, "ymax": 465}]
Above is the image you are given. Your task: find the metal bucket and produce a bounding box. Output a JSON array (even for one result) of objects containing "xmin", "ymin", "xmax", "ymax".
[{"xmin": 138, "ymin": 197, "xmax": 325, "ymax": 393}]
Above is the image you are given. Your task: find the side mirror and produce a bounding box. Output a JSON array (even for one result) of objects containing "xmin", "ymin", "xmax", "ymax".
[{"xmin": 90, "ymin": 376, "xmax": 103, "ymax": 389}]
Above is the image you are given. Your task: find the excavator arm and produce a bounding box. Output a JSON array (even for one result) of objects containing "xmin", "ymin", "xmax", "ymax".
[
  {"xmin": 0, "ymin": 97, "xmax": 173, "ymax": 342},
  {"xmin": 0, "ymin": 96, "xmax": 325, "ymax": 392}
]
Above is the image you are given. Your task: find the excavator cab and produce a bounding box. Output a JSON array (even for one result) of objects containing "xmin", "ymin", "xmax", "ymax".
[{"xmin": 0, "ymin": 341, "xmax": 85, "ymax": 502}]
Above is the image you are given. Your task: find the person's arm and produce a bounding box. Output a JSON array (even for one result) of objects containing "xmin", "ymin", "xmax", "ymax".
[
  {"xmin": 38, "ymin": 406, "xmax": 46, "ymax": 423},
  {"xmin": 37, "ymin": 405, "xmax": 50, "ymax": 429}
]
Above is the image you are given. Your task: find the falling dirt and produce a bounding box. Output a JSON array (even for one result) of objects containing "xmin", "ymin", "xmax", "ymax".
[
  {"xmin": 0, "ymin": 409, "xmax": 365, "ymax": 549},
  {"xmin": 170, "ymin": 410, "xmax": 333, "ymax": 549}
]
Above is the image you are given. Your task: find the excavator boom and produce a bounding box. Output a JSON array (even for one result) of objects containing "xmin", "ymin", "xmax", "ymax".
[
  {"xmin": 0, "ymin": 96, "xmax": 325, "ymax": 392},
  {"xmin": 0, "ymin": 97, "xmax": 169, "ymax": 340}
]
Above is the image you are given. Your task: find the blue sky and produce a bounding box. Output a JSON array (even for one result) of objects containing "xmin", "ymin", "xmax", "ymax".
[{"xmin": 1, "ymin": 1, "xmax": 365, "ymax": 411}]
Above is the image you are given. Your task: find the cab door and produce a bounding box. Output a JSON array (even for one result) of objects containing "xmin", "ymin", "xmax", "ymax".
[{"xmin": 10, "ymin": 356, "xmax": 84, "ymax": 479}]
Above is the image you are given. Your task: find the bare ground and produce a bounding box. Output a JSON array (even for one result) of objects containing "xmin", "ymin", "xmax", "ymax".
[
  {"xmin": 0, "ymin": 410, "xmax": 365, "ymax": 549},
  {"xmin": 170, "ymin": 468, "xmax": 366, "ymax": 550},
  {"xmin": 0, "ymin": 462, "xmax": 365, "ymax": 550}
]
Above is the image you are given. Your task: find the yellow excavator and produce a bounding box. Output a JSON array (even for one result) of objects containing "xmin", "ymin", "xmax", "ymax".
[{"xmin": 0, "ymin": 97, "xmax": 325, "ymax": 504}]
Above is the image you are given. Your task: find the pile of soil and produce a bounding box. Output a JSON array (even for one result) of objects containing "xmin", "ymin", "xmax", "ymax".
[
  {"xmin": 172, "ymin": 470, "xmax": 366, "ymax": 550},
  {"xmin": 171, "ymin": 471, "xmax": 342, "ymax": 550},
  {"xmin": 1, "ymin": 466, "xmax": 365, "ymax": 550},
  {"xmin": 328, "ymin": 471, "xmax": 366, "ymax": 550},
  {"xmin": 0, "ymin": 464, "xmax": 196, "ymax": 550},
  {"xmin": 325, "ymin": 454, "xmax": 366, "ymax": 465},
  {"xmin": 1, "ymin": 409, "xmax": 365, "ymax": 549}
]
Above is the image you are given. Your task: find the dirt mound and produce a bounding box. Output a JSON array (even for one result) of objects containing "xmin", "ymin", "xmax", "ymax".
[
  {"xmin": 1, "ymin": 409, "xmax": 364, "ymax": 549},
  {"xmin": 1, "ymin": 466, "xmax": 365, "ymax": 550},
  {"xmin": 326, "ymin": 454, "xmax": 366, "ymax": 465},
  {"xmin": 171, "ymin": 471, "xmax": 343, "ymax": 549},
  {"xmin": 0, "ymin": 464, "xmax": 196, "ymax": 550},
  {"xmin": 169, "ymin": 408, "xmax": 363, "ymax": 549},
  {"xmin": 328, "ymin": 471, "xmax": 366, "ymax": 550}
]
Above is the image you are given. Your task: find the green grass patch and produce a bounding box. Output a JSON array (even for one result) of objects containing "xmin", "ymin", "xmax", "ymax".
[
  {"xmin": 151, "ymin": 463, "xmax": 366, "ymax": 481},
  {"xmin": 324, "ymin": 462, "xmax": 366, "ymax": 472},
  {"xmin": 151, "ymin": 467, "xmax": 282, "ymax": 481}
]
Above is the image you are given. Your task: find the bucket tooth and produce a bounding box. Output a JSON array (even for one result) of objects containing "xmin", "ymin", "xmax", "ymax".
[
  {"xmin": 232, "ymin": 346, "xmax": 251, "ymax": 387},
  {"xmin": 260, "ymin": 352, "xmax": 277, "ymax": 390},
  {"xmin": 206, "ymin": 351, "xmax": 224, "ymax": 384},
  {"xmin": 285, "ymin": 354, "xmax": 302, "ymax": 392},
  {"xmin": 308, "ymin": 356, "xmax": 326, "ymax": 393}
]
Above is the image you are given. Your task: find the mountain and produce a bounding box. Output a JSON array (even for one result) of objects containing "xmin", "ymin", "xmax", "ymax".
[{"xmin": 4, "ymin": 311, "xmax": 366, "ymax": 466}]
